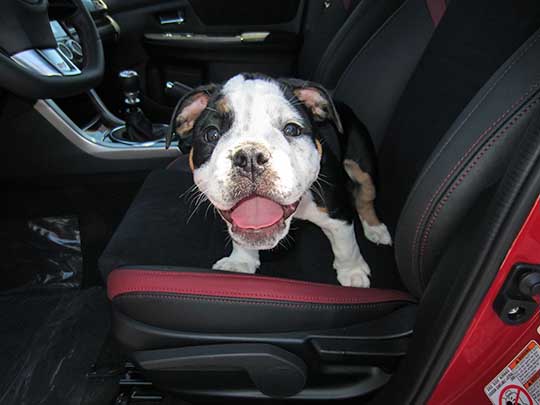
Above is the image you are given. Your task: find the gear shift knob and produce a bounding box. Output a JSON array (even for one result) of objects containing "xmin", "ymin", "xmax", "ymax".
[
  {"xmin": 119, "ymin": 70, "xmax": 141, "ymax": 105},
  {"xmin": 115, "ymin": 69, "xmax": 161, "ymax": 142}
]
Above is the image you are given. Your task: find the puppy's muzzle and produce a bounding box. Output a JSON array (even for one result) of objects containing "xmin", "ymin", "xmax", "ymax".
[{"xmin": 232, "ymin": 144, "xmax": 270, "ymax": 182}]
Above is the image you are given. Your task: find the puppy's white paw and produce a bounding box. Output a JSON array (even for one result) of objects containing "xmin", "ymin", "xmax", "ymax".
[
  {"xmin": 336, "ymin": 262, "xmax": 371, "ymax": 288},
  {"xmin": 212, "ymin": 256, "xmax": 259, "ymax": 274},
  {"xmin": 361, "ymin": 220, "xmax": 392, "ymax": 246}
]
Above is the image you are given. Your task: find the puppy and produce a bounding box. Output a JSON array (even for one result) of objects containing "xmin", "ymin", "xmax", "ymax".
[{"xmin": 166, "ymin": 73, "xmax": 391, "ymax": 287}]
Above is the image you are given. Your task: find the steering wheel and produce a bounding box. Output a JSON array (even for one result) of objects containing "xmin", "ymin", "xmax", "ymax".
[{"xmin": 0, "ymin": 0, "xmax": 104, "ymax": 99}]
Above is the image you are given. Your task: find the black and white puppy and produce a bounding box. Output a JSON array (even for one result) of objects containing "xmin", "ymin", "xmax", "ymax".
[{"xmin": 166, "ymin": 73, "xmax": 391, "ymax": 287}]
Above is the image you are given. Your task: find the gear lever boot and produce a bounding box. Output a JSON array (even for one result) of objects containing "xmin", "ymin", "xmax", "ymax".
[{"xmin": 118, "ymin": 70, "xmax": 156, "ymax": 142}]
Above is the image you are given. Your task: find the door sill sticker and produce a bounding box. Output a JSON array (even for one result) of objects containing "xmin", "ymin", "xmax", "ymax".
[{"xmin": 484, "ymin": 340, "xmax": 540, "ymax": 405}]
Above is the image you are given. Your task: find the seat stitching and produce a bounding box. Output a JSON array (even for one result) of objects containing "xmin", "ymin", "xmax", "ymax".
[
  {"xmin": 411, "ymin": 81, "xmax": 540, "ymax": 274},
  {"xmin": 418, "ymin": 96, "xmax": 540, "ymax": 282},
  {"xmin": 409, "ymin": 30, "xmax": 540, "ymax": 275},
  {"xmin": 113, "ymin": 268, "xmax": 387, "ymax": 289},
  {"xmin": 115, "ymin": 292, "xmax": 409, "ymax": 310},
  {"xmin": 110, "ymin": 270, "xmax": 413, "ymax": 302},
  {"xmin": 114, "ymin": 269, "xmax": 331, "ymax": 286},
  {"xmin": 111, "ymin": 284, "xmax": 412, "ymax": 304}
]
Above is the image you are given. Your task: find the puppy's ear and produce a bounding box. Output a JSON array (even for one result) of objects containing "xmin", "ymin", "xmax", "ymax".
[
  {"xmin": 279, "ymin": 78, "xmax": 343, "ymax": 134},
  {"xmin": 166, "ymin": 84, "xmax": 220, "ymax": 150}
]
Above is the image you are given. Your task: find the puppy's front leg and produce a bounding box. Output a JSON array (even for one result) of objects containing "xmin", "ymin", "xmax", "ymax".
[
  {"xmin": 213, "ymin": 241, "xmax": 260, "ymax": 274},
  {"xmin": 296, "ymin": 193, "xmax": 371, "ymax": 288}
]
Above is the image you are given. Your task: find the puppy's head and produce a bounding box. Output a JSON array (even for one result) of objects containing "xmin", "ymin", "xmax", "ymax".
[{"xmin": 168, "ymin": 73, "xmax": 342, "ymax": 249}]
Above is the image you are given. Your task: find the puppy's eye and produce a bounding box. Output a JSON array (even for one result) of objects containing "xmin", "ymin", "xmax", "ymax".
[
  {"xmin": 204, "ymin": 126, "xmax": 220, "ymax": 142},
  {"xmin": 283, "ymin": 123, "xmax": 302, "ymax": 137}
]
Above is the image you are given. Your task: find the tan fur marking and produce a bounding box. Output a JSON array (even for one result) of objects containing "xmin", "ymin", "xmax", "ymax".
[
  {"xmin": 175, "ymin": 93, "xmax": 209, "ymax": 137},
  {"xmin": 315, "ymin": 139, "xmax": 323, "ymax": 157},
  {"xmin": 176, "ymin": 120, "xmax": 194, "ymax": 137},
  {"xmin": 343, "ymin": 159, "xmax": 381, "ymax": 226},
  {"xmin": 188, "ymin": 149, "xmax": 195, "ymax": 172},
  {"xmin": 216, "ymin": 97, "xmax": 231, "ymax": 114},
  {"xmin": 317, "ymin": 206, "xmax": 328, "ymax": 214},
  {"xmin": 354, "ymin": 192, "xmax": 380, "ymax": 226},
  {"xmin": 294, "ymin": 88, "xmax": 328, "ymax": 120}
]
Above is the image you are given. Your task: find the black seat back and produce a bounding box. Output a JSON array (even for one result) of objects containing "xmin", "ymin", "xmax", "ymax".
[
  {"xmin": 334, "ymin": 0, "xmax": 440, "ymax": 149},
  {"xmin": 304, "ymin": 0, "xmax": 405, "ymax": 87},
  {"xmin": 335, "ymin": 0, "xmax": 540, "ymax": 296}
]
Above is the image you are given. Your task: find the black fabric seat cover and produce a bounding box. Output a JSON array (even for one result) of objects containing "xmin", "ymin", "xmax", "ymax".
[
  {"xmin": 99, "ymin": 169, "xmax": 403, "ymax": 290},
  {"xmin": 100, "ymin": 170, "xmax": 410, "ymax": 337}
]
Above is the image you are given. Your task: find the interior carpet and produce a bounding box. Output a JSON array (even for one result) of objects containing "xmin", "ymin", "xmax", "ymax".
[{"xmin": 0, "ymin": 287, "xmax": 111, "ymax": 405}]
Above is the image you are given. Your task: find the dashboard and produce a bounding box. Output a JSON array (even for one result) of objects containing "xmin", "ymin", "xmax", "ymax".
[
  {"xmin": 49, "ymin": 0, "xmax": 118, "ymax": 69},
  {"xmin": 50, "ymin": 21, "xmax": 84, "ymax": 67}
]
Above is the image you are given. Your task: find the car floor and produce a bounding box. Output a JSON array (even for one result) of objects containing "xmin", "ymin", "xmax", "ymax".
[
  {"xmin": 0, "ymin": 287, "xmax": 113, "ymax": 405},
  {"xmin": 0, "ymin": 179, "xmax": 138, "ymax": 405}
]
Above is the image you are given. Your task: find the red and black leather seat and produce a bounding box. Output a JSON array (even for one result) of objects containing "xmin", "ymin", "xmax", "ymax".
[
  {"xmin": 100, "ymin": 0, "xmax": 540, "ymax": 399},
  {"xmin": 108, "ymin": 267, "xmax": 413, "ymax": 334}
]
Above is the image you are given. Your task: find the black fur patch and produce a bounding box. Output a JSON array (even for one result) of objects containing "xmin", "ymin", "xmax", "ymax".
[
  {"xmin": 190, "ymin": 94, "xmax": 234, "ymax": 168},
  {"xmin": 310, "ymin": 103, "xmax": 378, "ymax": 225},
  {"xmin": 311, "ymin": 122, "xmax": 355, "ymax": 224}
]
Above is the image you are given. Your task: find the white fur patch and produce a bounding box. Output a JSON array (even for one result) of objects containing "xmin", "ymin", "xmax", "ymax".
[
  {"xmin": 193, "ymin": 75, "xmax": 320, "ymax": 212},
  {"xmin": 295, "ymin": 192, "xmax": 371, "ymax": 288},
  {"xmin": 361, "ymin": 220, "xmax": 392, "ymax": 246},
  {"xmin": 212, "ymin": 241, "xmax": 260, "ymax": 274}
]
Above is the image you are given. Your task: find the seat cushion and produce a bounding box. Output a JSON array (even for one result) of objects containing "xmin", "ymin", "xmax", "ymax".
[
  {"xmin": 108, "ymin": 267, "xmax": 414, "ymax": 333},
  {"xmin": 100, "ymin": 167, "xmax": 410, "ymax": 334},
  {"xmin": 99, "ymin": 168, "xmax": 404, "ymax": 289}
]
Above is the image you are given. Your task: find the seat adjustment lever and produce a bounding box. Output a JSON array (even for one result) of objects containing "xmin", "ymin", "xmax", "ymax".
[{"xmin": 133, "ymin": 343, "xmax": 307, "ymax": 398}]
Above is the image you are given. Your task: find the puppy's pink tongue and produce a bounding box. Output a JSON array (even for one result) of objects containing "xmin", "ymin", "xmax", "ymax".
[{"xmin": 230, "ymin": 197, "xmax": 283, "ymax": 229}]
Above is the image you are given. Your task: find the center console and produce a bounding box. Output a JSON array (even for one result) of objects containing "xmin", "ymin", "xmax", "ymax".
[{"xmin": 35, "ymin": 94, "xmax": 177, "ymax": 161}]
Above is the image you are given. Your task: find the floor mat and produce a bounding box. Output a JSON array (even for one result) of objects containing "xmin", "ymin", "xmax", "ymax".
[
  {"xmin": 0, "ymin": 287, "xmax": 111, "ymax": 405},
  {"xmin": 0, "ymin": 216, "xmax": 83, "ymax": 290}
]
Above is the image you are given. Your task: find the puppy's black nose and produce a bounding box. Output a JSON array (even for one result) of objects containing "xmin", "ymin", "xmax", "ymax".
[{"xmin": 232, "ymin": 146, "xmax": 270, "ymax": 180}]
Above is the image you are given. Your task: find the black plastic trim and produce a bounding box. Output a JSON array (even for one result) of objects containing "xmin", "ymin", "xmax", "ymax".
[{"xmin": 133, "ymin": 343, "xmax": 307, "ymax": 398}]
